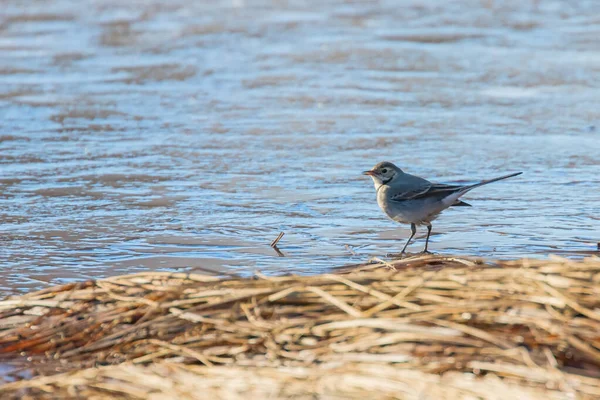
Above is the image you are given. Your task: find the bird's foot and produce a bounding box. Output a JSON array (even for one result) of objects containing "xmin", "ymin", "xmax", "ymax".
[{"xmin": 420, "ymin": 250, "xmax": 433, "ymax": 255}]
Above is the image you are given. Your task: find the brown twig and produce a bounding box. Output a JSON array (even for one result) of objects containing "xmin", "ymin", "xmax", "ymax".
[{"xmin": 270, "ymin": 232, "xmax": 285, "ymax": 248}]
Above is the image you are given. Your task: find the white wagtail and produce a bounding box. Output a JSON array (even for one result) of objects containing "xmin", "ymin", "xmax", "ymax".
[{"xmin": 363, "ymin": 161, "xmax": 522, "ymax": 254}]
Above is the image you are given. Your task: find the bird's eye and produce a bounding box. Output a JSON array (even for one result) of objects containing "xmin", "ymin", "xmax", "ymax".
[{"xmin": 381, "ymin": 168, "xmax": 388, "ymax": 174}]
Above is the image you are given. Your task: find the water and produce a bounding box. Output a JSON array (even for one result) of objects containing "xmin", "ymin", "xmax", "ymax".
[{"xmin": 0, "ymin": 0, "xmax": 599, "ymax": 296}]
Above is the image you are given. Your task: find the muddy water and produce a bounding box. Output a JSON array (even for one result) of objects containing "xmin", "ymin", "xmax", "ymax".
[{"xmin": 0, "ymin": 0, "xmax": 599, "ymax": 295}]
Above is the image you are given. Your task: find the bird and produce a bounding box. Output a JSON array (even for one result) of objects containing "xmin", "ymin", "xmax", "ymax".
[{"xmin": 362, "ymin": 161, "xmax": 522, "ymax": 254}]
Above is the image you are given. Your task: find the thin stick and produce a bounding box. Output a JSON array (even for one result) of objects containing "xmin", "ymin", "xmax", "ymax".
[{"xmin": 270, "ymin": 232, "xmax": 285, "ymax": 247}]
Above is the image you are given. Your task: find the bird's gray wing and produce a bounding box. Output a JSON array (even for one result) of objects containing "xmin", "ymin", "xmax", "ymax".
[
  {"xmin": 390, "ymin": 183, "xmax": 465, "ymax": 202},
  {"xmin": 389, "ymin": 182, "xmax": 432, "ymax": 202},
  {"xmin": 388, "ymin": 172, "xmax": 433, "ymax": 201},
  {"xmin": 416, "ymin": 183, "xmax": 464, "ymax": 198}
]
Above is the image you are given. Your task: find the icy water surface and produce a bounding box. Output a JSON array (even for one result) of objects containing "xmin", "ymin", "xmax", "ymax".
[{"xmin": 0, "ymin": 0, "xmax": 599, "ymax": 295}]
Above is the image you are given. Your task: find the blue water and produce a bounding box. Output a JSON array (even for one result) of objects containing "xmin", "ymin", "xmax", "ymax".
[{"xmin": 0, "ymin": 0, "xmax": 599, "ymax": 295}]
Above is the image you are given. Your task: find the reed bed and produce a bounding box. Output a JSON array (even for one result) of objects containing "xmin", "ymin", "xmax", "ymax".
[{"xmin": 0, "ymin": 254, "xmax": 599, "ymax": 399}]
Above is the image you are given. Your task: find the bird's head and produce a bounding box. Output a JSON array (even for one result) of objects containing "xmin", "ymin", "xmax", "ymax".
[{"xmin": 362, "ymin": 161, "xmax": 402, "ymax": 187}]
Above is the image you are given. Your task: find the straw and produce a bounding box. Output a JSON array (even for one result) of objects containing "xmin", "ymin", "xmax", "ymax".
[{"xmin": 0, "ymin": 255, "xmax": 599, "ymax": 399}]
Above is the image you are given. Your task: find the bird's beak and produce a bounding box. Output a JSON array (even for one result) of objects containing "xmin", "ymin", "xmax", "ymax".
[{"xmin": 362, "ymin": 170, "xmax": 376, "ymax": 176}]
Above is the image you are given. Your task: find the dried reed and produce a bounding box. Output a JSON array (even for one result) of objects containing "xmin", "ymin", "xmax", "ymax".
[{"xmin": 0, "ymin": 254, "xmax": 599, "ymax": 399}]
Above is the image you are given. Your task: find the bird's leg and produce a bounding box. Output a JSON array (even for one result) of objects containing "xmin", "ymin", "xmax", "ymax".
[
  {"xmin": 422, "ymin": 223, "xmax": 432, "ymax": 254},
  {"xmin": 400, "ymin": 223, "xmax": 417, "ymax": 254}
]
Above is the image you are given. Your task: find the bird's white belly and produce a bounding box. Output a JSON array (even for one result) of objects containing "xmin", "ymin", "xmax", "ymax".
[{"xmin": 377, "ymin": 192, "xmax": 444, "ymax": 225}]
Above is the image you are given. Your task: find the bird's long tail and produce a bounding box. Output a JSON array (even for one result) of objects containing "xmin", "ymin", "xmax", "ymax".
[{"xmin": 462, "ymin": 172, "xmax": 523, "ymax": 193}]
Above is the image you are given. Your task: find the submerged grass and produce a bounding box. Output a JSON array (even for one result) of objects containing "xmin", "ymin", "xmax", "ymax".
[{"xmin": 1, "ymin": 254, "xmax": 600, "ymax": 399}]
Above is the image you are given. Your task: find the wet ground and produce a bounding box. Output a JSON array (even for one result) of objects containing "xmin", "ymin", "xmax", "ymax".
[{"xmin": 0, "ymin": 0, "xmax": 599, "ymax": 296}]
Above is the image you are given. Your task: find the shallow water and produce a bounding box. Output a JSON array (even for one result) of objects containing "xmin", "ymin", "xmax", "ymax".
[{"xmin": 0, "ymin": 0, "xmax": 599, "ymax": 296}]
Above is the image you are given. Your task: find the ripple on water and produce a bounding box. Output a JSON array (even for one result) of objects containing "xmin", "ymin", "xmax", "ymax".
[{"xmin": 0, "ymin": 0, "xmax": 599, "ymax": 296}]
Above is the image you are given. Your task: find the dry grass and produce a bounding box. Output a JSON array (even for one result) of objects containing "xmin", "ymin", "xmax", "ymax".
[{"xmin": 0, "ymin": 254, "xmax": 599, "ymax": 399}]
